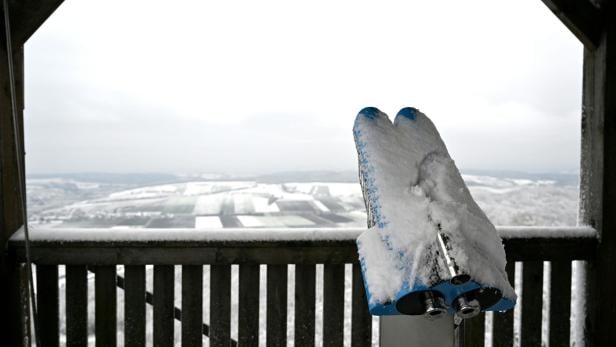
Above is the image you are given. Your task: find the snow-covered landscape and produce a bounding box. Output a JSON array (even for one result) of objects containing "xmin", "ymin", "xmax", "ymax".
[{"xmin": 27, "ymin": 171, "xmax": 578, "ymax": 230}]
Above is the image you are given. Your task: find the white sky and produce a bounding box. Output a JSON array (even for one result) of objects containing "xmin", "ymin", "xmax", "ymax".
[{"xmin": 24, "ymin": 0, "xmax": 583, "ymax": 175}]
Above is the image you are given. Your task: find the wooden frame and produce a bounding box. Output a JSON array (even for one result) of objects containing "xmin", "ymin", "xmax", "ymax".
[
  {"xmin": 579, "ymin": 3, "xmax": 616, "ymax": 346},
  {"xmin": 1, "ymin": 0, "xmax": 614, "ymax": 345},
  {"xmin": 541, "ymin": 0, "xmax": 602, "ymax": 48},
  {"xmin": 8, "ymin": 226, "xmax": 598, "ymax": 265}
]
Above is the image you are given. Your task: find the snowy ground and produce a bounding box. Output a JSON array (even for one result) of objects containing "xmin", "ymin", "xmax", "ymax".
[{"xmin": 27, "ymin": 174, "xmax": 578, "ymax": 229}]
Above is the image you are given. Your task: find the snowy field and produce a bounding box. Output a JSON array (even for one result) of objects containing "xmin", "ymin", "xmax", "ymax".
[{"xmin": 27, "ymin": 173, "xmax": 578, "ymax": 229}]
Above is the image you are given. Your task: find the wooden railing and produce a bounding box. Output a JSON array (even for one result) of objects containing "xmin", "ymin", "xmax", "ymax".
[{"xmin": 7, "ymin": 226, "xmax": 597, "ymax": 346}]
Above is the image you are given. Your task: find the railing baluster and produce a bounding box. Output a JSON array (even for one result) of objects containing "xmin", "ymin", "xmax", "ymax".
[
  {"xmin": 66, "ymin": 265, "xmax": 88, "ymax": 347},
  {"xmin": 182, "ymin": 265, "xmax": 203, "ymax": 347},
  {"xmin": 37, "ymin": 265, "xmax": 59, "ymax": 347},
  {"xmin": 239, "ymin": 264, "xmax": 260, "ymax": 346},
  {"xmin": 295, "ymin": 264, "xmax": 316, "ymax": 347},
  {"xmin": 95, "ymin": 265, "xmax": 117, "ymax": 347},
  {"xmin": 463, "ymin": 313, "xmax": 485, "ymax": 347},
  {"xmin": 210, "ymin": 264, "xmax": 231, "ymax": 347},
  {"xmin": 154, "ymin": 265, "xmax": 175, "ymax": 347},
  {"xmin": 549, "ymin": 261, "xmax": 571, "ymax": 346},
  {"xmin": 266, "ymin": 264, "xmax": 288, "ymax": 347},
  {"xmin": 125, "ymin": 265, "xmax": 146, "ymax": 347},
  {"xmin": 351, "ymin": 263, "xmax": 371, "ymax": 347},
  {"xmin": 521, "ymin": 261, "xmax": 543, "ymax": 346},
  {"xmin": 493, "ymin": 259, "xmax": 515, "ymax": 347},
  {"xmin": 8, "ymin": 262, "xmax": 28, "ymax": 346},
  {"xmin": 323, "ymin": 263, "xmax": 345, "ymax": 347}
]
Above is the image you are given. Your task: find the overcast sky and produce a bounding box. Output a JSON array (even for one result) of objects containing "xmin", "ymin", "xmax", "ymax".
[{"xmin": 24, "ymin": 0, "xmax": 583, "ymax": 175}]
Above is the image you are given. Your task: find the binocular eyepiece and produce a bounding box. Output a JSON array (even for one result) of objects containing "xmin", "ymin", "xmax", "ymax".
[
  {"xmin": 396, "ymin": 290, "xmax": 447, "ymax": 319},
  {"xmin": 423, "ymin": 291, "xmax": 448, "ymax": 320},
  {"xmin": 453, "ymin": 295, "xmax": 481, "ymax": 319},
  {"xmin": 433, "ymin": 230, "xmax": 503, "ymax": 320}
]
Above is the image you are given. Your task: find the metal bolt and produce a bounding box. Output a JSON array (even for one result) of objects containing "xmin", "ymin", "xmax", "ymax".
[
  {"xmin": 454, "ymin": 295, "xmax": 481, "ymax": 319},
  {"xmin": 423, "ymin": 291, "xmax": 447, "ymax": 320}
]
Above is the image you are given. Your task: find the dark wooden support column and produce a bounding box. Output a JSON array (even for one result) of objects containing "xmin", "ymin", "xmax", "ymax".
[
  {"xmin": 1, "ymin": 1, "xmax": 64, "ymax": 344},
  {"xmin": 1, "ymin": 4, "xmax": 26, "ymax": 345},
  {"xmin": 0, "ymin": 0, "xmax": 25, "ymax": 273},
  {"xmin": 580, "ymin": 1, "xmax": 616, "ymax": 345},
  {"xmin": 0, "ymin": 1, "xmax": 65, "ymax": 241},
  {"xmin": 539, "ymin": 0, "xmax": 614, "ymax": 345}
]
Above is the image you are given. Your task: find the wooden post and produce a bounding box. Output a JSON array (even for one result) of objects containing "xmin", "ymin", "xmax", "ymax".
[
  {"xmin": 0, "ymin": 5, "xmax": 26, "ymax": 344},
  {"xmin": 580, "ymin": 1, "xmax": 616, "ymax": 345},
  {"xmin": 1, "ymin": 1, "xmax": 64, "ymax": 344}
]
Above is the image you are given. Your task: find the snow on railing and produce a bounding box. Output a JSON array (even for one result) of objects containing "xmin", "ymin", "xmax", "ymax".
[{"xmin": 9, "ymin": 225, "xmax": 598, "ymax": 243}]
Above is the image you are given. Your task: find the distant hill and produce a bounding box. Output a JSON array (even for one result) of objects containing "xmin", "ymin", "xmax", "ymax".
[
  {"xmin": 28, "ymin": 169, "xmax": 579, "ymax": 186},
  {"xmin": 250, "ymin": 170, "xmax": 358, "ymax": 183},
  {"xmin": 28, "ymin": 172, "xmax": 181, "ymax": 185}
]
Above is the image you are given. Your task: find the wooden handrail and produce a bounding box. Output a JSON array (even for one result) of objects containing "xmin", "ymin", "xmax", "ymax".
[{"xmin": 7, "ymin": 225, "xmax": 598, "ymax": 264}]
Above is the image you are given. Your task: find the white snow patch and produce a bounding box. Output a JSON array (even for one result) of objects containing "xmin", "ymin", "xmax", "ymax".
[
  {"xmin": 15, "ymin": 227, "xmax": 362, "ymax": 242},
  {"xmin": 237, "ymin": 215, "xmax": 317, "ymax": 228},
  {"xmin": 108, "ymin": 184, "xmax": 179, "ymax": 200},
  {"xmin": 193, "ymin": 194, "xmax": 226, "ymax": 215},
  {"xmin": 194, "ymin": 216, "xmax": 223, "ymax": 229},
  {"xmin": 497, "ymin": 225, "xmax": 596, "ymax": 239},
  {"xmin": 251, "ymin": 196, "xmax": 281, "ymax": 213},
  {"xmin": 357, "ymin": 227, "xmax": 404, "ymax": 304},
  {"xmin": 184, "ymin": 181, "xmax": 256, "ymax": 195}
]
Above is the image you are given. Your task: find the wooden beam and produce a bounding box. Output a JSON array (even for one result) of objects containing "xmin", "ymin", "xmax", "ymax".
[
  {"xmin": 0, "ymin": 5, "xmax": 24, "ymax": 265},
  {"xmin": 8, "ymin": 0, "xmax": 64, "ymax": 45},
  {"xmin": 7, "ymin": 227, "xmax": 598, "ymax": 265},
  {"xmin": 581, "ymin": 1, "xmax": 616, "ymax": 344},
  {"xmin": 541, "ymin": 0, "xmax": 602, "ymax": 49},
  {"xmin": 0, "ymin": 4, "xmax": 26, "ymax": 343}
]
